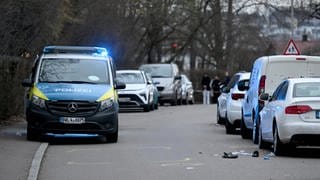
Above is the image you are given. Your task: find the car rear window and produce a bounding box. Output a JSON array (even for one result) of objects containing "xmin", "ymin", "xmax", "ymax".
[{"xmin": 293, "ymin": 82, "xmax": 320, "ymax": 97}]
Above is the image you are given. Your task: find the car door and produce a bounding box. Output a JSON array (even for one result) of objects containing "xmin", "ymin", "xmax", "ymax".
[{"xmin": 261, "ymin": 81, "xmax": 288, "ymax": 142}]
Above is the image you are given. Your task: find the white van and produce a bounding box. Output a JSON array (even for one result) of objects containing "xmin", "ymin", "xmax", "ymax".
[{"xmin": 239, "ymin": 55, "xmax": 320, "ymax": 143}]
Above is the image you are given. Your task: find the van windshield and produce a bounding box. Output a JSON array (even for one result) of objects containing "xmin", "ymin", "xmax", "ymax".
[
  {"xmin": 38, "ymin": 58, "xmax": 110, "ymax": 84},
  {"xmin": 140, "ymin": 65, "xmax": 172, "ymax": 78}
]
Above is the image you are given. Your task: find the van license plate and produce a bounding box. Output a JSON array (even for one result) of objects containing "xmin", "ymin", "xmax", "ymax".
[
  {"xmin": 316, "ymin": 111, "xmax": 320, "ymax": 119},
  {"xmin": 61, "ymin": 117, "xmax": 85, "ymax": 124}
]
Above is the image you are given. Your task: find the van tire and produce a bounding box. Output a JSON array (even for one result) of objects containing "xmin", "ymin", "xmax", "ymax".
[
  {"xmin": 106, "ymin": 118, "xmax": 118, "ymax": 143},
  {"xmin": 253, "ymin": 115, "xmax": 260, "ymax": 144},
  {"xmin": 27, "ymin": 126, "xmax": 41, "ymax": 141},
  {"xmin": 240, "ymin": 114, "xmax": 251, "ymax": 139}
]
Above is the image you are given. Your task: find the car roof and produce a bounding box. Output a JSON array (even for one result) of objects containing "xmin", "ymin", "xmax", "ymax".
[
  {"xmin": 116, "ymin": 70, "xmax": 144, "ymax": 74},
  {"xmin": 287, "ymin": 77, "xmax": 320, "ymax": 83},
  {"xmin": 234, "ymin": 72, "xmax": 251, "ymax": 80},
  {"xmin": 41, "ymin": 53, "xmax": 111, "ymax": 60}
]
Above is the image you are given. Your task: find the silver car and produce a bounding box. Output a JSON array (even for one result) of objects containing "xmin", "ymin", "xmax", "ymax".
[
  {"xmin": 116, "ymin": 70, "xmax": 155, "ymax": 112},
  {"xmin": 181, "ymin": 74, "xmax": 194, "ymax": 104}
]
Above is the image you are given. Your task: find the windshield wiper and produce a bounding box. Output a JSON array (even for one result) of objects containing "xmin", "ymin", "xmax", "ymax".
[
  {"xmin": 152, "ymin": 75, "xmax": 166, "ymax": 78},
  {"xmin": 40, "ymin": 80, "xmax": 98, "ymax": 84}
]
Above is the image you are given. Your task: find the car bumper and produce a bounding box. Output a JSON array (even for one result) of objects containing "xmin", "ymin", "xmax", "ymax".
[
  {"xmin": 26, "ymin": 106, "xmax": 118, "ymax": 135},
  {"xmin": 118, "ymin": 93, "xmax": 148, "ymax": 109},
  {"xmin": 158, "ymin": 90, "xmax": 175, "ymax": 101},
  {"xmin": 278, "ymin": 117, "xmax": 320, "ymax": 145},
  {"xmin": 227, "ymin": 100, "xmax": 242, "ymax": 125}
]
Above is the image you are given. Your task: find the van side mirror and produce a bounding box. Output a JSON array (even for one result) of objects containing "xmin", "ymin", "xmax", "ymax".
[
  {"xmin": 238, "ymin": 81, "xmax": 249, "ymax": 91},
  {"xmin": 259, "ymin": 93, "xmax": 270, "ymax": 101},
  {"xmin": 174, "ymin": 75, "xmax": 181, "ymax": 80},
  {"xmin": 22, "ymin": 79, "xmax": 33, "ymax": 87},
  {"xmin": 115, "ymin": 81, "xmax": 126, "ymax": 89}
]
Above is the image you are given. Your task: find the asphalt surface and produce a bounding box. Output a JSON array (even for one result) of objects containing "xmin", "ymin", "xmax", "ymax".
[{"xmin": 0, "ymin": 121, "xmax": 40, "ymax": 180}]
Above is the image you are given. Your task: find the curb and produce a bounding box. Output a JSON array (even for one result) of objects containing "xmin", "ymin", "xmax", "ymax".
[{"xmin": 27, "ymin": 143, "xmax": 49, "ymax": 180}]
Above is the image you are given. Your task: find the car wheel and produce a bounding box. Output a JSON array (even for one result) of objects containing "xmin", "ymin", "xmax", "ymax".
[
  {"xmin": 154, "ymin": 103, "xmax": 159, "ymax": 109},
  {"xmin": 273, "ymin": 124, "xmax": 284, "ymax": 156},
  {"xmin": 240, "ymin": 113, "xmax": 251, "ymax": 139},
  {"xmin": 27, "ymin": 125, "xmax": 41, "ymax": 141},
  {"xmin": 216, "ymin": 104, "xmax": 225, "ymax": 124},
  {"xmin": 150, "ymin": 103, "xmax": 155, "ymax": 111},
  {"xmin": 171, "ymin": 94, "xmax": 178, "ymax": 106},
  {"xmin": 225, "ymin": 114, "xmax": 235, "ymax": 134},
  {"xmin": 143, "ymin": 105, "xmax": 150, "ymax": 112},
  {"xmin": 258, "ymin": 118, "xmax": 270, "ymax": 149}
]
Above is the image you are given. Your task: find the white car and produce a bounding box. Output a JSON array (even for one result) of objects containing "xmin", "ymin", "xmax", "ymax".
[
  {"xmin": 116, "ymin": 70, "xmax": 155, "ymax": 112},
  {"xmin": 258, "ymin": 78, "xmax": 320, "ymax": 155},
  {"xmin": 240, "ymin": 55, "xmax": 320, "ymax": 143},
  {"xmin": 217, "ymin": 72, "xmax": 250, "ymax": 134},
  {"xmin": 181, "ymin": 74, "xmax": 194, "ymax": 104}
]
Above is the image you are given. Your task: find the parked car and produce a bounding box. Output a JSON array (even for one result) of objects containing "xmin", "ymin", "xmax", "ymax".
[
  {"xmin": 216, "ymin": 72, "xmax": 250, "ymax": 133},
  {"xmin": 258, "ymin": 78, "xmax": 320, "ymax": 155},
  {"xmin": 181, "ymin": 74, "xmax": 194, "ymax": 104},
  {"xmin": 240, "ymin": 55, "xmax": 320, "ymax": 143},
  {"xmin": 139, "ymin": 63, "xmax": 182, "ymax": 106},
  {"xmin": 116, "ymin": 70, "xmax": 155, "ymax": 112},
  {"xmin": 145, "ymin": 73, "xmax": 159, "ymax": 110}
]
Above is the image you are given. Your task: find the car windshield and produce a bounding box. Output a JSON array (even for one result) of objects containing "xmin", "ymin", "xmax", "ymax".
[
  {"xmin": 116, "ymin": 72, "xmax": 145, "ymax": 84},
  {"xmin": 293, "ymin": 82, "xmax": 320, "ymax": 97},
  {"xmin": 38, "ymin": 58, "xmax": 110, "ymax": 84},
  {"xmin": 140, "ymin": 65, "xmax": 172, "ymax": 78}
]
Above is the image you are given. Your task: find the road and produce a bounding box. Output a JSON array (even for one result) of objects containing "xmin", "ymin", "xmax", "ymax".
[{"xmin": 34, "ymin": 104, "xmax": 320, "ymax": 180}]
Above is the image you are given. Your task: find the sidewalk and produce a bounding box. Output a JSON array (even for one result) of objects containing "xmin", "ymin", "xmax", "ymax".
[{"xmin": 0, "ymin": 121, "xmax": 41, "ymax": 180}]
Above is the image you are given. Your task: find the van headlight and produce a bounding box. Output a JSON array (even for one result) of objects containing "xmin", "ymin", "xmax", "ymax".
[
  {"xmin": 99, "ymin": 98, "xmax": 114, "ymax": 111},
  {"xmin": 32, "ymin": 95, "xmax": 46, "ymax": 109}
]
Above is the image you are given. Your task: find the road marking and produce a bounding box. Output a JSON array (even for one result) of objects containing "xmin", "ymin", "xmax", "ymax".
[
  {"xmin": 138, "ymin": 146, "xmax": 172, "ymax": 150},
  {"xmin": 27, "ymin": 143, "xmax": 49, "ymax": 180},
  {"xmin": 67, "ymin": 161, "xmax": 112, "ymax": 166},
  {"xmin": 67, "ymin": 148, "xmax": 104, "ymax": 153}
]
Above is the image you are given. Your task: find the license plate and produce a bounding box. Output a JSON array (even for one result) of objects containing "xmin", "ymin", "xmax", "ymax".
[
  {"xmin": 61, "ymin": 117, "xmax": 85, "ymax": 124},
  {"xmin": 119, "ymin": 97, "xmax": 130, "ymax": 102}
]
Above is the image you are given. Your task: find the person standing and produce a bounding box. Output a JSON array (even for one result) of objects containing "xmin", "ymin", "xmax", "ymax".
[
  {"xmin": 201, "ymin": 73, "xmax": 211, "ymax": 104},
  {"xmin": 210, "ymin": 75, "xmax": 221, "ymax": 104}
]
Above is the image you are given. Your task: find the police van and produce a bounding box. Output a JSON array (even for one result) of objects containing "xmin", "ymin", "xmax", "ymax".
[{"xmin": 22, "ymin": 46, "xmax": 125, "ymax": 142}]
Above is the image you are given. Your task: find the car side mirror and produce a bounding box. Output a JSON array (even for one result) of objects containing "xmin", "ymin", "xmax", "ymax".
[
  {"xmin": 22, "ymin": 79, "xmax": 33, "ymax": 87},
  {"xmin": 174, "ymin": 75, "xmax": 181, "ymax": 80},
  {"xmin": 221, "ymin": 87, "xmax": 230, "ymax": 93},
  {"xmin": 259, "ymin": 93, "xmax": 270, "ymax": 101},
  {"xmin": 238, "ymin": 81, "xmax": 249, "ymax": 91},
  {"xmin": 115, "ymin": 81, "xmax": 126, "ymax": 89}
]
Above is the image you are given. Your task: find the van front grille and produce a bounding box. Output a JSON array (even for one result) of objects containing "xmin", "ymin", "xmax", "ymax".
[{"xmin": 47, "ymin": 101, "xmax": 98, "ymax": 116}]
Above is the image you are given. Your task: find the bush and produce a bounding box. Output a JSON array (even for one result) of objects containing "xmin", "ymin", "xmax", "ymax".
[{"xmin": 0, "ymin": 56, "xmax": 32, "ymax": 123}]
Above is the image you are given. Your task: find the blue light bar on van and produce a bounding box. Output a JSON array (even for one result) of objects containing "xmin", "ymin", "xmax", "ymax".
[{"xmin": 43, "ymin": 46, "xmax": 108, "ymax": 56}]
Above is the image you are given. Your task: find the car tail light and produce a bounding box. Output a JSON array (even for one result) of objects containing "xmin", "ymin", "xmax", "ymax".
[
  {"xmin": 296, "ymin": 57, "xmax": 306, "ymax": 61},
  {"xmin": 231, "ymin": 93, "xmax": 244, "ymax": 100},
  {"xmin": 285, "ymin": 105, "xmax": 312, "ymax": 114},
  {"xmin": 258, "ymin": 75, "xmax": 266, "ymax": 107}
]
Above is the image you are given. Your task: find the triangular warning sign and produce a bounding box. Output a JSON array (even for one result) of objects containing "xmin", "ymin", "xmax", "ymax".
[{"xmin": 283, "ymin": 39, "xmax": 300, "ymax": 55}]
